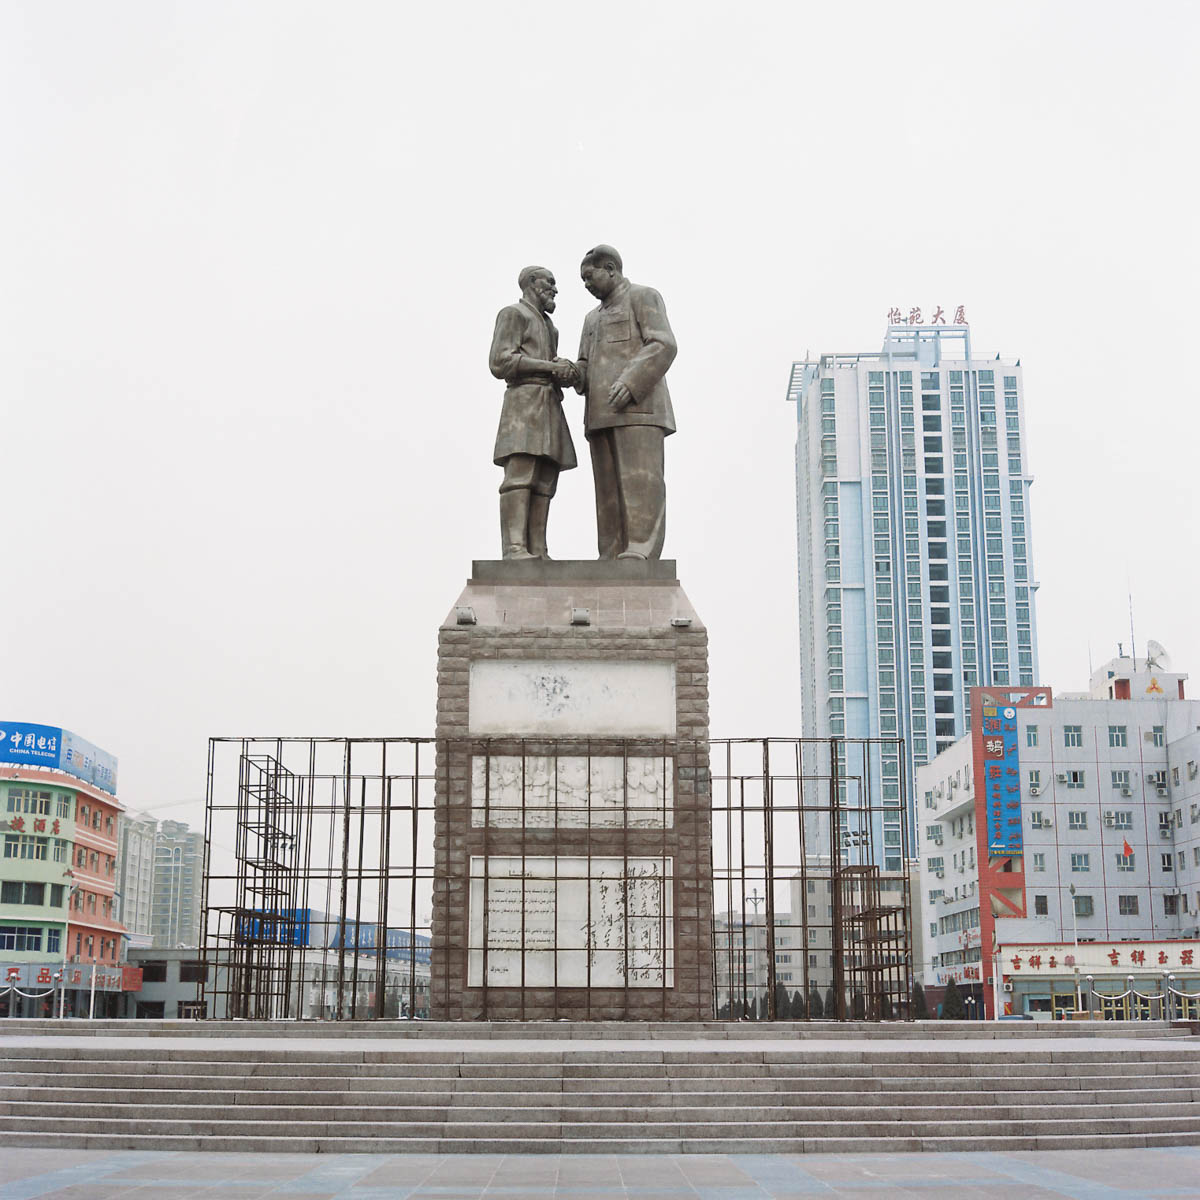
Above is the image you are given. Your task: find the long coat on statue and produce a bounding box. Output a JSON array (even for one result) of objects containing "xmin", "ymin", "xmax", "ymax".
[{"xmin": 489, "ymin": 298, "xmax": 577, "ymax": 470}]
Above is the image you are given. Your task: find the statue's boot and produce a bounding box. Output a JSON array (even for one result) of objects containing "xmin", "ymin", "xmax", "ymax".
[
  {"xmin": 528, "ymin": 493, "xmax": 552, "ymax": 560},
  {"xmin": 500, "ymin": 489, "xmax": 535, "ymax": 560}
]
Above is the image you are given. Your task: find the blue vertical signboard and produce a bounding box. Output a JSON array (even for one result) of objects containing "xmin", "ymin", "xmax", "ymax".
[{"xmin": 982, "ymin": 704, "xmax": 1021, "ymax": 857}]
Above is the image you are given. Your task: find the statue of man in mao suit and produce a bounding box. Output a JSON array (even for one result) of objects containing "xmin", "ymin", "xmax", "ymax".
[{"xmin": 574, "ymin": 245, "xmax": 677, "ymax": 560}]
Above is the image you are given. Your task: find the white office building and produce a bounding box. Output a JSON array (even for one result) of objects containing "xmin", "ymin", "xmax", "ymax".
[
  {"xmin": 915, "ymin": 646, "xmax": 1200, "ymax": 1017},
  {"xmin": 788, "ymin": 324, "xmax": 1039, "ymax": 860}
]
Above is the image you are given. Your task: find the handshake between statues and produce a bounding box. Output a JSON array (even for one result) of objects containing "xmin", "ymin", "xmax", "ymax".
[
  {"xmin": 549, "ymin": 357, "xmax": 580, "ymax": 389},
  {"xmin": 488, "ymin": 245, "xmax": 678, "ymax": 562}
]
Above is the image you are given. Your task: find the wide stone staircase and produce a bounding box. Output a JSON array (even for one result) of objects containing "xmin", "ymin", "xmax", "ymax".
[{"xmin": 1, "ymin": 1023, "xmax": 1198, "ymax": 1153}]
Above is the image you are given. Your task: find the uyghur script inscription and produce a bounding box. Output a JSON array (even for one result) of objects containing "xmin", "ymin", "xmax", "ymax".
[
  {"xmin": 471, "ymin": 755, "xmax": 673, "ymax": 829},
  {"xmin": 467, "ymin": 855, "xmax": 674, "ymax": 988}
]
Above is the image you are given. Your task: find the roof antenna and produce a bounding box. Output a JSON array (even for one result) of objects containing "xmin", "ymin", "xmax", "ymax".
[
  {"xmin": 1128, "ymin": 590, "xmax": 1137, "ymax": 671},
  {"xmin": 1087, "ymin": 641, "xmax": 1093, "ymax": 677}
]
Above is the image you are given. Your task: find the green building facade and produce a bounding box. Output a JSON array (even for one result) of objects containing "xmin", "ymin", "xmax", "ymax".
[{"xmin": 1, "ymin": 780, "xmax": 77, "ymax": 966}]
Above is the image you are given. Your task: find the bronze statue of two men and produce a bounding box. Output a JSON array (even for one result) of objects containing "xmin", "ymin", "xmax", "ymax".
[{"xmin": 488, "ymin": 245, "xmax": 677, "ymax": 562}]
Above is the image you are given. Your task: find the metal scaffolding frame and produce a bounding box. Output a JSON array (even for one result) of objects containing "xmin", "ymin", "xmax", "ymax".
[
  {"xmin": 201, "ymin": 735, "xmax": 911, "ymax": 1021},
  {"xmin": 202, "ymin": 738, "xmax": 434, "ymax": 1020},
  {"xmin": 710, "ymin": 737, "xmax": 912, "ymax": 1021}
]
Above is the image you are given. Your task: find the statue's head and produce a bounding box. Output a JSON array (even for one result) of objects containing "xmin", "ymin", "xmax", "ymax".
[
  {"xmin": 519, "ymin": 266, "xmax": 557, "ymax": 314},
  {"xmin": 580, "ymin": 245, "xmax": 623, "ymax": 301}
]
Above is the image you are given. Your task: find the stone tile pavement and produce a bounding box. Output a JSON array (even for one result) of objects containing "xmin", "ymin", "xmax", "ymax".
[{"xmin": 3, "ymin": 1148, "xmax": 1200, "ymax": 1199}]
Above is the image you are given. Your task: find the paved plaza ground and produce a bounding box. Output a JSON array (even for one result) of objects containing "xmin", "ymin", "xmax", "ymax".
[{"xmin": 3, "ymin": 1147, "xmax": 1200, "ymax": 1200}]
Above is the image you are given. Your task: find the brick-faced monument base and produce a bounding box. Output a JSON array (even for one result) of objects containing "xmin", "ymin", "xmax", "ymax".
[{"xmin": 431, "ymin": 559, "xmax": 712, "ymax": 1021}]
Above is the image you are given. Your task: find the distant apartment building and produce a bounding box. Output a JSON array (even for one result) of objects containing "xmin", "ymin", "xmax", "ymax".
[
  {"xmin": 116, "ymin": 814, "xmax": 156, "ymax": 948},
  {"xmin": 788, "ymin": 321, "xmax": 1039, "ymax": 859},
  {"xmin": 114, "ymin": 814, "xmax": 206, "ymax": 951},
  {"xmin": 916, "ymin": 646, "xmax": 1200, "ymax": 1018},
  {"xmin": 148, "ymin": 820, "xmax": 204, "ymax": 948}
]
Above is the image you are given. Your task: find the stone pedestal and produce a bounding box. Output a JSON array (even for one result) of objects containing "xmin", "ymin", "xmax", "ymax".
[{"xmin": 431, "ymin": 560, "xmax": 712, "ymax": 1021}]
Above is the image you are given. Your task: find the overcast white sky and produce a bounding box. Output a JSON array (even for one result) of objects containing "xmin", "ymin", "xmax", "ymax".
[{"xmin": 3, "ymin": 2, "xmax": 1197, "ymax": 822}]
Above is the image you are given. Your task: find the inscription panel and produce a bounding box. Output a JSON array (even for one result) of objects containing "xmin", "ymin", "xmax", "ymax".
[
  {"xmin": 467, "ymin": 855, "xmax": 674, "ymax": 988},
  {"xmin": 471, "ymin": 755, "xmax": 673, "ymax": 829},
  {"xmin": 468, "ymin": 660, "xmax": 676, "ymax": 737}
]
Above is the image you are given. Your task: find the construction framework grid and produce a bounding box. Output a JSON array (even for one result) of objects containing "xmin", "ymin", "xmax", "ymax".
[
  {"xmin": 201, "ymin": 738, "xmax": 436, "ymax": 1021},
  {"xmin": 201, "ymin": 735, "xmax": 910, "ymax": 1021},
  {"xmin": 711, "ymin": 737, "xmax": 912, "ymax": 1021}
]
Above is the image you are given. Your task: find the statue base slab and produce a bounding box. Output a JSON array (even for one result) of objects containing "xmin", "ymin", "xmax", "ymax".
[{"xmin": 431, "ymin": 563, "xmax": 712, "ymax": 1021}]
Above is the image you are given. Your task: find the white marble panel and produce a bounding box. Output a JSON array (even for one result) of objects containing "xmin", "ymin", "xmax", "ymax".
[
  {"xmin": 467, "ymin": 855, "xmax": 674, "ymax": 988},
  {"xmin": 470, "ymin": 755, "xmax": 673, "ymax": 829},
  {"xmin": 468, "ymin": 660, "xmax": 675, "ymax": 737}
]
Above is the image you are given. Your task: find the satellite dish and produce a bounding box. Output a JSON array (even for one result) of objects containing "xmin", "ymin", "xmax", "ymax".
[{"xmin": 1145, "ymin": 640, "xmax": 1171, "ymax": 671}]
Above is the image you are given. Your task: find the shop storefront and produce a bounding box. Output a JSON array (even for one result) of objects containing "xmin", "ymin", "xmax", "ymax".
[
  {"xmin": 1, "ymin": 961, "xmax": 139, "ymax": 1018},
  {"xmin": 998, "ymin": 939, "xmax": 1200, "ymax": 1020}
]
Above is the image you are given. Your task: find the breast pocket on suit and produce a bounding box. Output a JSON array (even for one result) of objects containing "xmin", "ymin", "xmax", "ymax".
[{"xmin": 602, "ymin": 315, "xmax": 631, "ymax": 343}]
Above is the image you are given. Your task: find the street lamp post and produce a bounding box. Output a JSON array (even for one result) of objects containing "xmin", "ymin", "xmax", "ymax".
[{"xmin": 1068, "ymin": 884, "xmax": 1081, "ymax": 1011}]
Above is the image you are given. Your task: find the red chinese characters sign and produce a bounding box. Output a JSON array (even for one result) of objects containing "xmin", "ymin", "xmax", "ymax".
[
  {"xmin": 1004, "ymin": 942, "xmax": 1199, "ymax": 974},
  {"xmin": 887, "ymin": 305, "xmax": 968, "ymax": 326}
]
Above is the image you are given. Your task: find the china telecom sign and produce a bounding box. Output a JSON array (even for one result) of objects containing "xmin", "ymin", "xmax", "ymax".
[{"xmin": 0, "ymin": 722, "xmax": 118, "ymax": 795}]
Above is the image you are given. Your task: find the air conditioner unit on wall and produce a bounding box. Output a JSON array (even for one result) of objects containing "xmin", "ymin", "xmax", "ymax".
[
  {"xmin": 1029, "ymin": 786, "xmax": 1041, "ymax": 796},
  {"xmin": 1041, "ymin": 817, "xmax": 1053, "ymax": 828},
  {"xmin": 1157, "ymin": 787, "xmax": 1169, "ymax": 797},
  {"xmin": 1160, "ymin": 827, "xmax": 1172, "ymax": 839},
  {"xmin": 1002, "ymin": 981, "xmax": 1014, "ymax": 992},
  {"xmin": 1056, "ymin": 773, "xmax": 1068, "ymax": 782},
  {"xmin": 1121, "ymin": 787, "xmax": 1132, "ymax": 796}
]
